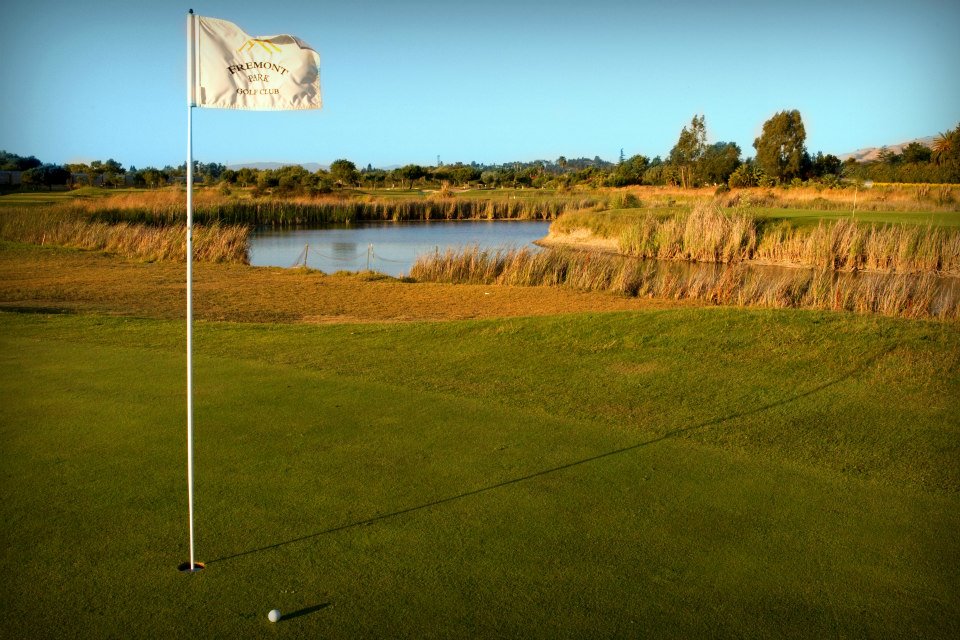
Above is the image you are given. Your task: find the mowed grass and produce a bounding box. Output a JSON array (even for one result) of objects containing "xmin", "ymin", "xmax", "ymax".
[
  {"xmin": 0, "ymin": 190, "xmax": 79, "ymax": 207},
  {"xmin": 748, "ymin": 207, "xmax": 960, "ymax": 228},
  {"xmin": 1, "ymin": 307, "xmax": 958, "ymax": 638},
  {"xmin": 556, "ymin": 205, "xmax": 960, "ymax": 239}
]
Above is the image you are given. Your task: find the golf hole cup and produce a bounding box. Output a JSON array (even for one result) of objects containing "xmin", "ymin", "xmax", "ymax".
[{"xmin": 268, "ymin": 609, "xmax": 281, "ymax": 623}]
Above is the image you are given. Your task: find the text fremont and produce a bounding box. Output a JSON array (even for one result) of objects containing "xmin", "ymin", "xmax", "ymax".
[{"xmin": 227, "ymin": 61, "xmax": 289, "ymax": 76}]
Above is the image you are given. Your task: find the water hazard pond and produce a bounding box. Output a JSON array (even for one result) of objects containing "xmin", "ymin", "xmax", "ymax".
[{"xmin": 249, "ymin": 220, "xmax": 552, "ymax": 277}]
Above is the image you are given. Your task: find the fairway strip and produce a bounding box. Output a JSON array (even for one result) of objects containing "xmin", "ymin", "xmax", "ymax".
[{"xmin": 208, "ymin": 342, "xmax": 896, "ymax": 565}]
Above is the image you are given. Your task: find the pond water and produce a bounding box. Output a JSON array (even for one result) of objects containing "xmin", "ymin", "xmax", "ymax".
[{"xmin": 249, "ymin": 220, "xmax": 552, "ymax": 276}]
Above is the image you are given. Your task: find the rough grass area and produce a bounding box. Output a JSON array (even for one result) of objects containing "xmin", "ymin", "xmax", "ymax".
[
  {"xmin": 0, "ymin": 208, "xmax": 248, "ymax": 263},
  {"xmin": 411, "ymin": 247, "xmax": 960, "ymax": 320},
  {"xmin": 36, "ymin": 189, "xmax": 579, "ymax": 226},
  {"xmin": 0, "ymin": 241, "xmax": 679, "ymax": 322},
  {"xmin": 549, "ymin": 203, "xmax": 960, "ymax": 276},
  {"xmin": 1, "ymin": 307, "xmax": 957, "ymax": 638}
]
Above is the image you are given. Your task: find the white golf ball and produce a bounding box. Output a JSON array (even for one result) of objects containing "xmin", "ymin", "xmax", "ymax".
[{"xmin": 268, "ymin": 609, "xmax": 281, "ymax": 623}]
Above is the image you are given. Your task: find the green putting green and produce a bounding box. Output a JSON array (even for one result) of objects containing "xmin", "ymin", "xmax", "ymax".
[{"xmin": 1, "ymin": 309, "xmax": 957, "ymax": 637}]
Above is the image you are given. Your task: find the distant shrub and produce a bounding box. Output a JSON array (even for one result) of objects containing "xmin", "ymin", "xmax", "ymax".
[
  {"xmin": 612, "ymin": 192, "xmax": 642, "ymax": 209},
  {"xmin": 728, "ymin": 164, "xmax": 758, "ymax": 188}
]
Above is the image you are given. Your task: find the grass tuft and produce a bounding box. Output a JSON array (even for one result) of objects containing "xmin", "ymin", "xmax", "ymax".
[{"xmin": 411, "ymin": 246, "xmax": 959, "ymax": 320}]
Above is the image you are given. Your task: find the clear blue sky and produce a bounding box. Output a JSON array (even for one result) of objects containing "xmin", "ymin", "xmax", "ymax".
[{"xmin": 1, "ymin": 0, "xmax": 957, "ymax": 169}]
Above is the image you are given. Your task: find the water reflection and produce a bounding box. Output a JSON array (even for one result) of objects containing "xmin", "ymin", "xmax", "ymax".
[
  {"xmin": 330, "ymin": 242, "xmax": 361, "ymax": 259},
  {"xmin": 250, "ymin": 220, "xmax": 552, "ymax": 276}
]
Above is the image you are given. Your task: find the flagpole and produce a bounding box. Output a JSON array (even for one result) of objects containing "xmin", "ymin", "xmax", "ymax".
[
  {"xmin": 181, "ymin": 8, "xmax": 203, "ymax": 573},
  {"xmin": 177, "ymin": 8, "xmax": 320, "ymax": 573}
]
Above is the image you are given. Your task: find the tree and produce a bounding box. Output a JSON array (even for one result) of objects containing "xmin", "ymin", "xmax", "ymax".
[
  {"xmin": 274, "ymin": 165, "xmax": 311, "ymax": 193},
  {"xmin": 900, "ymin": 142, "xmax": 932, "ymax": 164},
  {"xmin": 87, "ymin": 158, "xmax": 125, "ymax": 187},
  {"xmin": 0, "ymin": 151, "xmax": 42, "ymax": 171},
  {"xmin": 236, "ymin": 167, "xmax": 256, "ymax": 187},
  {"xmin": 727, "ymin": 162, "xmax": 769, "ymax": 189},
  {"xmin": 728, "ymin": 163, "xmax": 755, "ymax": 188},
  {"xmin": 199, "ymin": 162, "xmax": 226, "ymax": 181},
  {"xmin": 810, "ymin": 152, "xmax": 842, "ymax": 178},
  {"xmin": 395, "ymin": 164, "xmax": 426, "ymax": 189},
  {"xmin": 21, "ymin": 164, "xmax": 71, "ymax": 190},
  {"xmin": 360, "ymin": 168, "xmax": 388, "ymax": 189},
  {"xmin": 931, "ymin": 124, "xmax": 960, "ymax": 182},
  {"xmin": 932, "ymin": 125, "xmax": 960, "ymax": 164},
  {"xmin": 329, "ymin": 159, "xmax": 359, "ymax": 187},
  {"xmin": 606, "ymin": 154, "xmax": 649, "ymax": 187},
  {"xmin": 753, "ymin": 110, "xmax": 807, "ymax": 183},
  {"xmin": 698, "ymin": 142, "xmax": 741, "ymax": 185},
  {"xmin": 876, "ymin": 146, "xmax": 900, "ymax": 165},
  {"xmin": 256, "ymin": 169, "xmax": 278, "ymax": 191},
  {"xmin": 669, "ymin": 115, "xmax": 706, "ymax": 188},
  {"xmin": 450, "ymin": 164, "xmax": 480, "ymax": 185},
  {"xmin": 141, "ymin": 167, "xmax": 166, "ymax": 188}
]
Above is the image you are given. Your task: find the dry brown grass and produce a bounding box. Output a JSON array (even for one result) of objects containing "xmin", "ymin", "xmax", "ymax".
[
  {"xmin": 0, "ymin": 242, "xmax": 679, "ymax": 323},
  {"xmin": 410, "ymin": 246, "xmax": 959, "ymax": 321},
  {"xmin": 753, "ymin": 219, "xmax": 960, "ymax": 274},
  {"xmin": 0, "ymin": 208, "xmax": 248, "ymax": 263},
  {"xmin": 616, "ymin": 204, "xmax": 758, "ymax": 264},
  {"xmin": 555, "ymin": 202, "xmax": 960, "ymax": 276},
  {"xmin": 54, "ymin": 189, "xmax": 573, "ymax": 226}
]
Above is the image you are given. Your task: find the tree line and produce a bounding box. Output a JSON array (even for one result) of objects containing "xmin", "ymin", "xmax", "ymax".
[{"xmin": 3, "ymin": 113, "xmax": 958, "ymax": 193}]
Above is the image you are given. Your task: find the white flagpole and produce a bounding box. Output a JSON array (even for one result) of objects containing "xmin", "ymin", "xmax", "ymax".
[{"xmin": 183, "ymin": 8, "xmax": 202, "ymax": 573}]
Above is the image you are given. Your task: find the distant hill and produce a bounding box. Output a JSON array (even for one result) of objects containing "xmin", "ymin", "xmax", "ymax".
[
  {"xmin": 837, "ymin": 136, "xmax": 936, "ymax": 163},
  {"xmin": 227, "ymin": 162, "xmax": 328, "ymax": 172}
]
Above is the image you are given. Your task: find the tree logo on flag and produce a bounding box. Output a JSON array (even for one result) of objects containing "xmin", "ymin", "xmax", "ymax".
[{"xmin": 238, "ymin": 39, "xmax": 282, "ymax": 54}]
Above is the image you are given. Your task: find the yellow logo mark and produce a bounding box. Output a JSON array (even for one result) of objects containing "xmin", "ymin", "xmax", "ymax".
[{"xmin": 238, "ymin": 39, "xmax": 282, "ymax": 54}]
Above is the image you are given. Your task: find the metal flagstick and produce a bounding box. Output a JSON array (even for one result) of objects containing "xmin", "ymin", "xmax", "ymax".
[
  {"xmin": 181, "ymin": 8, "xmax": 203, "ymax": 573},
  {"xmin": 178, "ymin": 8, "xmax": 320, "ymax": 573}
]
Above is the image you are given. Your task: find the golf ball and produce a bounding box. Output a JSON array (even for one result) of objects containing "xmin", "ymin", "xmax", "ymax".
[{"xmin": 268, "ymin": 609, "xmax": 281, "ymax": 623}]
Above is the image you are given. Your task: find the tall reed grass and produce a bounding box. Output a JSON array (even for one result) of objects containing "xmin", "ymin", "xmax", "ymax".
[
  {"xmin": 58, "ymin": 190, "xmax": 577, "ymax": 226},
  {"xmin": 617, "ymin": 205, "xmax": 757, "ymax": 264},
  {"xmin": 410, "ymin": 247, "xmax": 959, "ymax": 320},
  {"xmin": 557, "ymin": 202, "xmax": 960, "ymax": 276},
  {"xmin": 752, "ymin": 218, "xmax": 960, "ymax": 274},
  {"xmin": 0, "ymin": 207, "xmax": 248, "ymax": 263}
]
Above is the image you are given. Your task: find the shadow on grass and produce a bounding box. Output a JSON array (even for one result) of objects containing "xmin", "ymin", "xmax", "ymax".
[
  {"xmin": 208, "ymin": 343, "xmax": 897, "ymax": 566},
  {"xmin": 282, "ymin": 603, "xmax": 330, "ymax": 621},
  {"xmin": 0, "ymin": 305, "xmax": 75, "ymax": 315}
]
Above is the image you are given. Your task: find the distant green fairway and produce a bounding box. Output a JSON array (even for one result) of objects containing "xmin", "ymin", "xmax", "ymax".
[
  {"xmin": 1, "ymin": 309, "xmax": 958, "ymax": 638},
  {"xmin": 747, "ymin": 207, "xmax": 960, "ymax": 228},
  {"xmin": 584, "ymin": 206, "xmax": 960, "ymax": 230}
]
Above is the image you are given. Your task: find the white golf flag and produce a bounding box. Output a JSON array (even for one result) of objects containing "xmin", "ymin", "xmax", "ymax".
[{"xmin": 191, "ymin": 15, "xmax": 321, "ymax": 110}]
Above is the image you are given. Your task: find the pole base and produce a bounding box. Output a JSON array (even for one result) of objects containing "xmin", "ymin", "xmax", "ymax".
[{"xmin": 178, "ymin": 561, "xmax": 206, "ymax": 573}]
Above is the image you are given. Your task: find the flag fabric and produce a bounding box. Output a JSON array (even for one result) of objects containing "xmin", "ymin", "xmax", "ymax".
[{"xmin": 191, "ymin": 15, "xmax": 321, "ymax": 111}]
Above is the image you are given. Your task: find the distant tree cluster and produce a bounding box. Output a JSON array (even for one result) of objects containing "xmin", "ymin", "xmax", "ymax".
[
  {"xmin": 5, "ymin": 119, "xmax": 958, "ymax": 194},
  {"xmin": 1, "ymin": 150, "xmax": 42, "ymax": 171},
  {"xmin": 842, "ymin": 124, "xmax": 960, "ymax": 184},
  {"xmin": 2, "ymin": 150, "xmax": 69, "ymax": 190}
]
